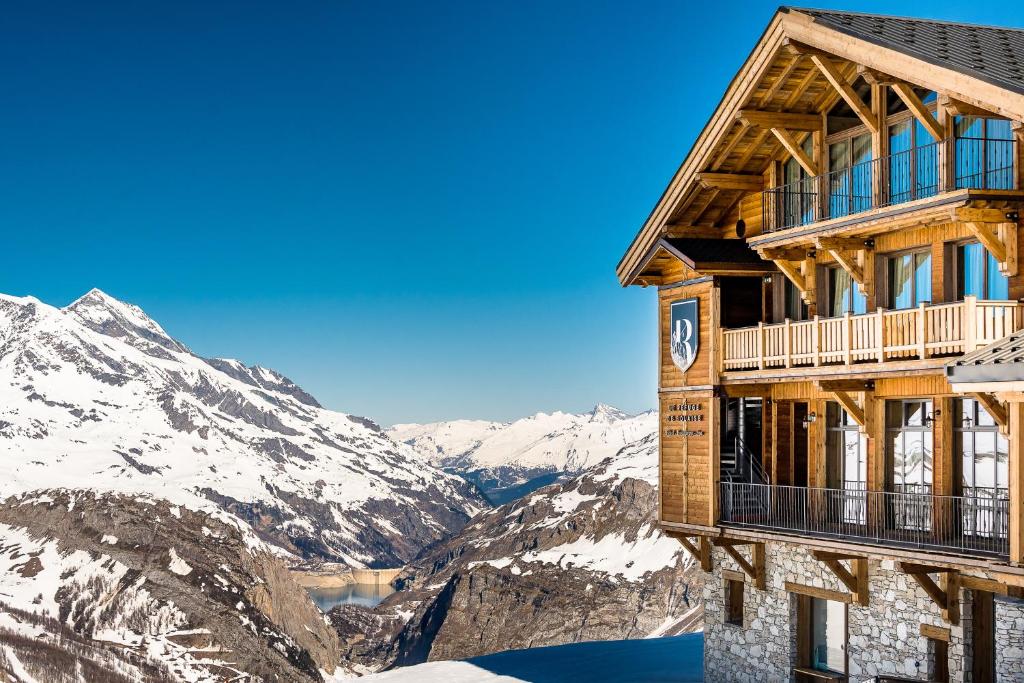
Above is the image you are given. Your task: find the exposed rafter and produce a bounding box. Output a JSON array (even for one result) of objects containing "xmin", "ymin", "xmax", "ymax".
[
  {"xmin": 738, "ymin": 109, "xmax": 823, "ymax": 131},
  {"xmin": 695, "ymin": 172, "xmax": 764, "ymax": 192},
  {"xmin": 970, "ymin": 392, "xmax": 1009, "ymax": 436},
  {"xmin": 710, "ymin": 121, "xmax": 751, "ymax": 172},
  {"xmin": 807, "ymin": 53, "xmax": 878, "ymax": 133},
  {"xmin": 938, "ymin": 94, "xmax": 1002, "ymax": 118},
  {"xmin": 771, "ymin": 127, "xmax": 818, "ymax": 175},
  {"xmin": 759, "ymin": 54, "xmax": 805, "ymax": 107},
  {"xmin": 899, "ymin": 562, "xmax": 960, "ymax": 625},
  {"xmin": 891, "ymin": 83, "xmax": 945, "ymax": 141},
  {"xmin": 714, "ymin": 540, "xmax": 766, "ymax": 590},
  {"xmin": 811, "ymin": 551, "xmax": 868, "ymax": 606}
]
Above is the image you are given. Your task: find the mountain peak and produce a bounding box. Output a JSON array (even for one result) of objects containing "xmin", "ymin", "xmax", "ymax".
[
  {"xmin": 64, "ymin": 288, "xmax": 189, "ymax": 356},
  {"xmin": 589, "ymin": 403, "xmax": 628, "ymax": 421}
]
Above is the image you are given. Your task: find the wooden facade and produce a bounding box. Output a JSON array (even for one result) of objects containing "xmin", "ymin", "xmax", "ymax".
[{"xmin": 620, "ymin": 8, "xmax": 1024, "ymax": 595}]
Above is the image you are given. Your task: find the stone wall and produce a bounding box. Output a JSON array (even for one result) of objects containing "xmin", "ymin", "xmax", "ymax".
[
  {"xmin": 701, "ymin": 540, "xmax": 1024, "ymax": 682},
  {"xmin": 995, "ymin": 594, "xmax": 1024, "ymax": 681}
]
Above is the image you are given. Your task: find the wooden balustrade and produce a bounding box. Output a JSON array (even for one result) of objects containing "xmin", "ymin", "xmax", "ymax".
[{"xmin": 720, "ymin": 297, "xmax": 1024, "ymax": 371}]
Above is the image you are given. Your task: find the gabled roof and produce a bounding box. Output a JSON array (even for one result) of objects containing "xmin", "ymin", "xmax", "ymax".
[
  {"xmin": 946, "ymin": 329, "xmax": 1024, "ymax": 385},
  {"xmin": 793, "ymin": 8, "xmax": 1024, "ymax": 96},
  {"xmin": 616, "ymin": 7, "xmax": 1024, "ymax": 286}
]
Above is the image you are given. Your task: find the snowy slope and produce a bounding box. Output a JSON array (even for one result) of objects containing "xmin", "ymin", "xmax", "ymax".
[
  {"xmin": 389, "ymin": 405, "xmax": 656, "ymax": 500},
  {"xmin": 0, "ymin": 289, "xmax": 487, "ymax": 567},
  {"xmin": 333, "ymin": 435, "xmax": 702, "ymax": 671}
]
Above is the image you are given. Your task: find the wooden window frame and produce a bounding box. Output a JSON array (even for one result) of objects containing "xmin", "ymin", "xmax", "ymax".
[
  {"xmin": 884, "ymin": 247, "xmax": 932, "ymax": 310},
  {"xmin": 725, "ymin": 577, "xmax": 745, "ymax": 627}
]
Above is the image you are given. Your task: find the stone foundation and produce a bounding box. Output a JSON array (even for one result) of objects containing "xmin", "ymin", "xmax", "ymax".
[{"xmin": 702, "ymin": 539, "xmax": 1023, "ymax": 682}]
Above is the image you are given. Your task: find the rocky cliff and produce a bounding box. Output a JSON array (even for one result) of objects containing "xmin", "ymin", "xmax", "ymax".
[
  {"xmin": 332, "ymin": 435, "xmax": 701, "ymax": 672},
  {"xmin": 0, "ymin": 490, "xmax": 342, "ymax": 682}
]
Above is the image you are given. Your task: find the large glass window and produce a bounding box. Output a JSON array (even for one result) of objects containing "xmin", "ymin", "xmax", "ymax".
[
  {"xmin": 784, "ymin": 278, "xmax": 808, "ymax": 322},
  {"xmin": 886, "ymin": 400, "xmax": 934, "ymax": 532},
  {"xmin": 889, "ymin": 113, "xmax": 940, "ymax": 203},
  {"xmin": 954, "ymin": 116, "xmax": 1015, "ymax": 190},
  {"xmin": 888, "ymin": 250, "xmax": 932, "ymax": 309},
  {"xmin": 955, "ymin": 399, "xmax": 1009, "ymax": 540},
  {"xmin": 828, "ymin": 132, "xmax": 873, "ymax": 218},
  {"xmin": 957, "ymin": 241, "xmax": 1009, "ymax": 300},
  {"xmin": 783, "ymin": 136, "xmax": 816, "ymax": 228},
  {"xmin": 810, "ymin": 598, "xmax": 847, "ymax": 674},
  {"xmin": 826, "ymin": 403, "xmax": 867, "ymax": 524},
  {"xmin": 886, "ymin": 400, "xmax": 934, "ymax": 493},
  {"xmin": 955, "ymin": 399, "xmax": 1009, "ymax": 493},
  {"xmin": 827, "ymin": 266, "xmax": 868, "ymax": 316}
]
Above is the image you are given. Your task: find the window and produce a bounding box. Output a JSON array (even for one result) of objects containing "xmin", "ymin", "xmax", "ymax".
[
  {"xmin": 782, "ymin": 135, "xmax": 816, "ymax": 228},
  {"xmin": 956, "ymin": 241, "xmax": 1009, "ymax": 300},
  {"xmin": 784, "ymin": 278, "xmax": 808, "ymax": 322},
  {"xmin": 725, "ymin": 578, "xmax": 744, "ymax": 626},
  {"xmin": 885, "ymin": 400, "xmax": 934, "ymax": 493},
  {"xmin": 809, "ymin": 597, "xmax": 846, "ymax": 674},
  {"xmin": 827, "ymin": 132, "xmax": 873, "ymax": 218},
  {"xmin": 827, "ymin": 265, "xmax": 867, "ymax": 316},
  {"xmin": 927, "ymin": 637, "xmax": 949, "ymax": 683},
  {"xmin": 826, "ymin": 403, "xmax": 867, "ymax": 524},
  {"xmin": 888, "ymin": 112, "xmax": 941, "ymax": 203},
  {"xmin": 954, "ymin": 399, "xmax": 1009, "ymax": 495},
  {"xmin": 954, "ymin": 116, "xmax": 1015, "ymax": 190},
  {"xmin": 888, "ymin": 250, "xmax": 931, "ymax": 309}
]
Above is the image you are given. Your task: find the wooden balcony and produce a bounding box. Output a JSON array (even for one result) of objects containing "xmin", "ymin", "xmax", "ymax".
[
  {"xmin": 720, "ymin": 297, "xmax": 1024, "ymax": 372},
  {"xmin": 761, "ymin": 136, "xmax": 1018, "ymax": 234}
]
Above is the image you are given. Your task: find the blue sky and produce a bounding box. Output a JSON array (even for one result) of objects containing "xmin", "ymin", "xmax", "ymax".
[{"xmin": 3, "ymin": 1, "xmax": 1022, "ymax": 424}]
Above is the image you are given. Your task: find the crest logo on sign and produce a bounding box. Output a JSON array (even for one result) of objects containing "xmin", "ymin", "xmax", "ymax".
[{"xmin": 670, "ymin": 298, "xmax": 699, "ymax": 373}]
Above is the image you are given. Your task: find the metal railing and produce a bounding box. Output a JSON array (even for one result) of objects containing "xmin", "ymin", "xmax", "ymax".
[
  {"xmin": 719, "ymin": 481, "xmax": 1009, "ymax": 558},
  {"xmin": 763, "ymin": 137, "xmax": 1018, "ymax": 233}
]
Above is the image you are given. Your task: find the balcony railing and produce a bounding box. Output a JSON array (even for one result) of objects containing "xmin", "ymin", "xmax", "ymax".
[
  {"xmin": 719, "ymin": 481, "xmax": 1009, "ymax": 558},
  {"xmin": 763, "ymin": 137, "xmax": 1019, "ymax": 233},
  {"xmin": 720, "ymin": 297, "xmax": 1023, "ymax": 372}
]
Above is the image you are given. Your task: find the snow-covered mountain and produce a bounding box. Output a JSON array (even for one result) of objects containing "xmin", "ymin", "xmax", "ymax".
[
  {"xmin": 389, "ymin": 405, "xmax": 656, "ymax": 503},
  {"xmin": 332, "ymin": 435, "xmax": 702, "ymax": 672},
  {"xmin": 0, "ymin": 289, "xmax": 487, "ymax": 567}
]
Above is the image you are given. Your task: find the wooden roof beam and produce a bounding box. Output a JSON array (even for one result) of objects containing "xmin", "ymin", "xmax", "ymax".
[
  {"xmin": 970, "ymin": 392, "xmax": 1009, "ymax": 436},
  {"xmin": 696, "ymin": 172, "xmax": 764, "ymax": 192},
  {"xmin": 759, "ymin": 54, "xmax": 805, "ymax": 107},
  {"xmin": 938, "ymin": 94, "xmax": 1004, "ymax": 119},
  {"xmin": 720, "ymin": 541, "xmax": 766, "ymax": 590},
  {"xmin": 668, "ymin": 533, "xmax": 712, "ymax": 572},
  {"xmin": 770, "ymin": 127, "xmax": 819, "ymax": 175},
  {"xmin": 811, "ymin": 550, "xmax": 868, "ymax": 606},
  {"xmin": 808, "ymin": 53, "xmax": 878, "ymax": 134},
  {"xmin": 899, "ymin": 562, "xmax": 960, "ymax": 625},
  {"xmin": 815, "ymin": 379, "xmax": 875, "ymax": 393},
  {"xmin": 891, "ymin": 82, "xmax": 945, "ymax": 141},
  {"xmin": 738, "ymin": 109, "xmax": 823, "ymax": 131},
  {"xmin": 710, "ymin": 121, "xmax": 751, "ymax": 172}
]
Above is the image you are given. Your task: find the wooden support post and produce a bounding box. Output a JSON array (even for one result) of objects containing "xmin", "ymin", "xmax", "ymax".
[
  {"xmin": 718, "ymin": 541, "xmax": 766, "ymax": 590},
  {"xmin": 971, "ymin": 392, "xmax": 1009, "ymax": 436},
  {"xmin": 899, "ymin": 562, "xmax": 959, "ymax": 625},
  {"xmin": 1011, "ymin": 403, "xmax": 1024, "ymax": 566},
  {"xmin": 673, "ymin": 534, "xmax": 713, "ymax": 572},
  {"xmin": 891, "ymin": 83, "xmax": 945, "ymax": 141},
  {"xmin": 812, "ymin": 551, "xmax": 869, "ymax": 606}
]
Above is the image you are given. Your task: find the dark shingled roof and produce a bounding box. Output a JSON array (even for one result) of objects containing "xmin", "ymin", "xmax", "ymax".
[
  {"xmin": 946, "ymin": 328, "xmax": 1024, "ymax": 384},
  {"xmin": 786, "ymin": 7, "xmax": 1024, "ymax": 96},
  {"xmin": 662, "ymin": 238, "xmax": 768, "ymax": 267}
]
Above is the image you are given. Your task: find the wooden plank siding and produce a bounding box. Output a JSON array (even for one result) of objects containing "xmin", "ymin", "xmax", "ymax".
[{"xmin": 659, "ymin": 280, "xmax": 720, "ymax": 526}]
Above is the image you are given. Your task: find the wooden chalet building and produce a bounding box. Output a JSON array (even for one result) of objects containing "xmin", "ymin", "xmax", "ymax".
[{"xmin": 616, "ymin": 8, "xmax": 1024, "ymax": 682}]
